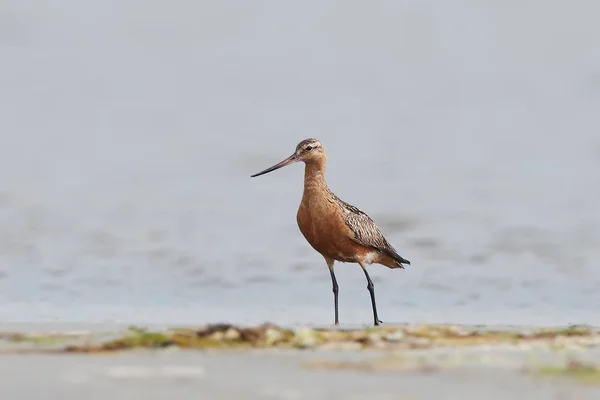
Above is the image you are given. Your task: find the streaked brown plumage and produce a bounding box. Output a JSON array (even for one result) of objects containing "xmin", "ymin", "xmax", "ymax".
[{"xmin": 251, "ymin": 138, "xmax": 410, "ymax": 326}]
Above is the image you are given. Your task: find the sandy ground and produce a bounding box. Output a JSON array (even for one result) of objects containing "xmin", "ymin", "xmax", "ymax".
[
  {"xmin": 1, "ymin": 324, "xmax": 600, "ymax": 399},
  {"xmin": 0, "ymin": 349, "xmax": 598, "ymax": 400}
]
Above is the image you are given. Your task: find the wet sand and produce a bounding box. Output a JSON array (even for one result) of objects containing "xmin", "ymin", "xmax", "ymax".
[
  {"xmin": 1, "ymin": 323, "xmax": 600, "ymax": 399},
  {"xmin": 3, "ymin": 350, "xmax": 596, "ymax": 400}
]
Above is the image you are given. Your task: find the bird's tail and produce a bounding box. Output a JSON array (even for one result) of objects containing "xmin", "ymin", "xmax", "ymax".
[{"xmin": 385, "ymin": 248, "xmax": 411, "ymax": 268}]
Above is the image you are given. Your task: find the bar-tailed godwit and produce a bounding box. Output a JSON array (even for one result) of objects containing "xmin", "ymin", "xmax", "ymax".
[{"xmin": 251, "ymin": 138, "xmax": 410, "ymax": 326}]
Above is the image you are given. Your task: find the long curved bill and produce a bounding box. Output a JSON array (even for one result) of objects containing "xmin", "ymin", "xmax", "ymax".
[{"xmin": 251, "ymin": 153, "xmax": 297, "ymax": 177}]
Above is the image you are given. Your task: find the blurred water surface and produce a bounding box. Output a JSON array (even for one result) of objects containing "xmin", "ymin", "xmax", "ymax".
[{"xmin": 1, "ymin": 0, "xmax": 599, "ymax": 326}]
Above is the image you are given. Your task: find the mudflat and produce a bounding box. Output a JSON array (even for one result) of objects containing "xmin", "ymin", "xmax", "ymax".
[{"xmin": 1, "ymin": 323, "xmax": 599, "ymax": 399}]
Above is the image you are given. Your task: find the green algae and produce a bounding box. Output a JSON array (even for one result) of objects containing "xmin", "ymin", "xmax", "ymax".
[
  {"xmin": 527, "ymin": 325, "xmax": 593, "ymax": 338},
  {"xmin": 95, "ymin": 327, "xmax": 173, "ymax": 351},
  {"xmin": 59, "ymin": 324, "xmax": 600, "ymax": 353},
  {"xmin": 3, "ymin": 322, "xmax": 599, "ymax": 390},
  {"xmin": 0, "ymin": 332, "xmax": 73, "ymax": 345},
  {"xmin": 1, "ymin": 323, "xmax": 598, "ymax": 354}
]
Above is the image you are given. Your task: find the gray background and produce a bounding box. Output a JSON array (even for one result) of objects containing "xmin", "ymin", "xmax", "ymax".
[{"xmin": 1, "ymin": 0, "xmax": 599, "ymax": 326}]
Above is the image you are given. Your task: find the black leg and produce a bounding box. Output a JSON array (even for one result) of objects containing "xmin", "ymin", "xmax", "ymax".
[
  {"xmin": 361, "ymin": 266, "xmax": 382, "ymax": 326},
  {"xmin": 329, "ymin": 267, "xmax": 339, "ymax": 325}
]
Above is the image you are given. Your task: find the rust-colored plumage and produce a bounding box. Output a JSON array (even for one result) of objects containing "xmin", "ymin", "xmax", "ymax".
[{"xmin": 251, "ymin": 138, "xmax": 410, "ymax": 326}]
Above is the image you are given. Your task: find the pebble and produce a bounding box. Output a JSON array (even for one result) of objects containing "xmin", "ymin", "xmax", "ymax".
[
  {"xmin": 224, "ymin": 328, "xmax": 241, "ymax": 341},
  {"xmin": 265, "ymin": 328, "xmax": 284, "ymax": 345},
  {"xmin": 385, "ymin": 330, "xmax": 406, "ymax": 342},
  {"xmin": 293, "ymin": 327, "xmax": 318, "ymax": 349}
]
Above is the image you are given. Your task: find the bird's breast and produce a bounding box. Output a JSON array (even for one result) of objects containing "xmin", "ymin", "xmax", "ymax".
[{"xmin": 296, "ymin": 198, "xmax": 363, "ymax": 262}]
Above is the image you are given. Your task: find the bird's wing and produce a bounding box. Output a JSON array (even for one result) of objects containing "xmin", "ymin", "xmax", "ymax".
[
  {"xmin": 332, "ymin": 194, "xmax": 410, "ymax": 265},
  {"xmin": 332, "ymin": 196, "xmax": 393, "ymax": 251},
  {"xmin": 343, "ymin": 207, "xmax": 394, "ymax": 252}
]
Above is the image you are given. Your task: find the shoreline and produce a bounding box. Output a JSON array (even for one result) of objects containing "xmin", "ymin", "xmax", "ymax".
[
  {"xmin": 1, "ymin": 322, "xmax": 599, "ymax": 397},
  {"xmin": 1, "ymin": 322, "xmax": 598, "ymax": 351}
]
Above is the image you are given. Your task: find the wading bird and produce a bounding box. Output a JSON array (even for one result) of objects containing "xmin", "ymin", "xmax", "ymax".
[{"xmin": 251, "ymin": 139, "xmax": 410, "ymax": 326}]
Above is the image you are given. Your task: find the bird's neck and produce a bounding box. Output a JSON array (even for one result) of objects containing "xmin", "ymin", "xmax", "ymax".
[{"xmin": 303, "ymin": 161, "xmax": 328, "ymax": 194}]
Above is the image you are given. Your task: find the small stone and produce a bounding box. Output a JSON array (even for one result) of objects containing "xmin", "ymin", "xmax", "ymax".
[
  {"xmin": 264, "ymin": 328, "xmax": 284, "ymax": 346},
  {"xmin": 385, "ymin": 330, "xmax": 406, "ymax": 342},
  {"xmin": 224, "ymin": 328, "xmax": 240, "ymax": 341},
  {"xmin": 403, "ymin": 326, "xmax": 421, "ymax": 335},
  {"xmin": 209, "ymin": 331, "xmax": 225, "ymax": 341},
  {"xmin": 293, "ymin": 327, "xmax": 318, "ymax": 349},
  {"xmin": 366, "ymin": 333, "xmax": 382, "ymax": 346}
]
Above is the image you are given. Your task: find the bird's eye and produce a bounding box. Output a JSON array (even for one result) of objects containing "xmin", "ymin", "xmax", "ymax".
[{"xmin": 306, "ymin": 146, "xmax": 313, "ymax": 151}]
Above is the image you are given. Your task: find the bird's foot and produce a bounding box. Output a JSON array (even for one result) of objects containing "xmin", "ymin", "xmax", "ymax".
[{"xmin": 374, "ymin": 319, "xmax": 383, "ymax": 326}]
